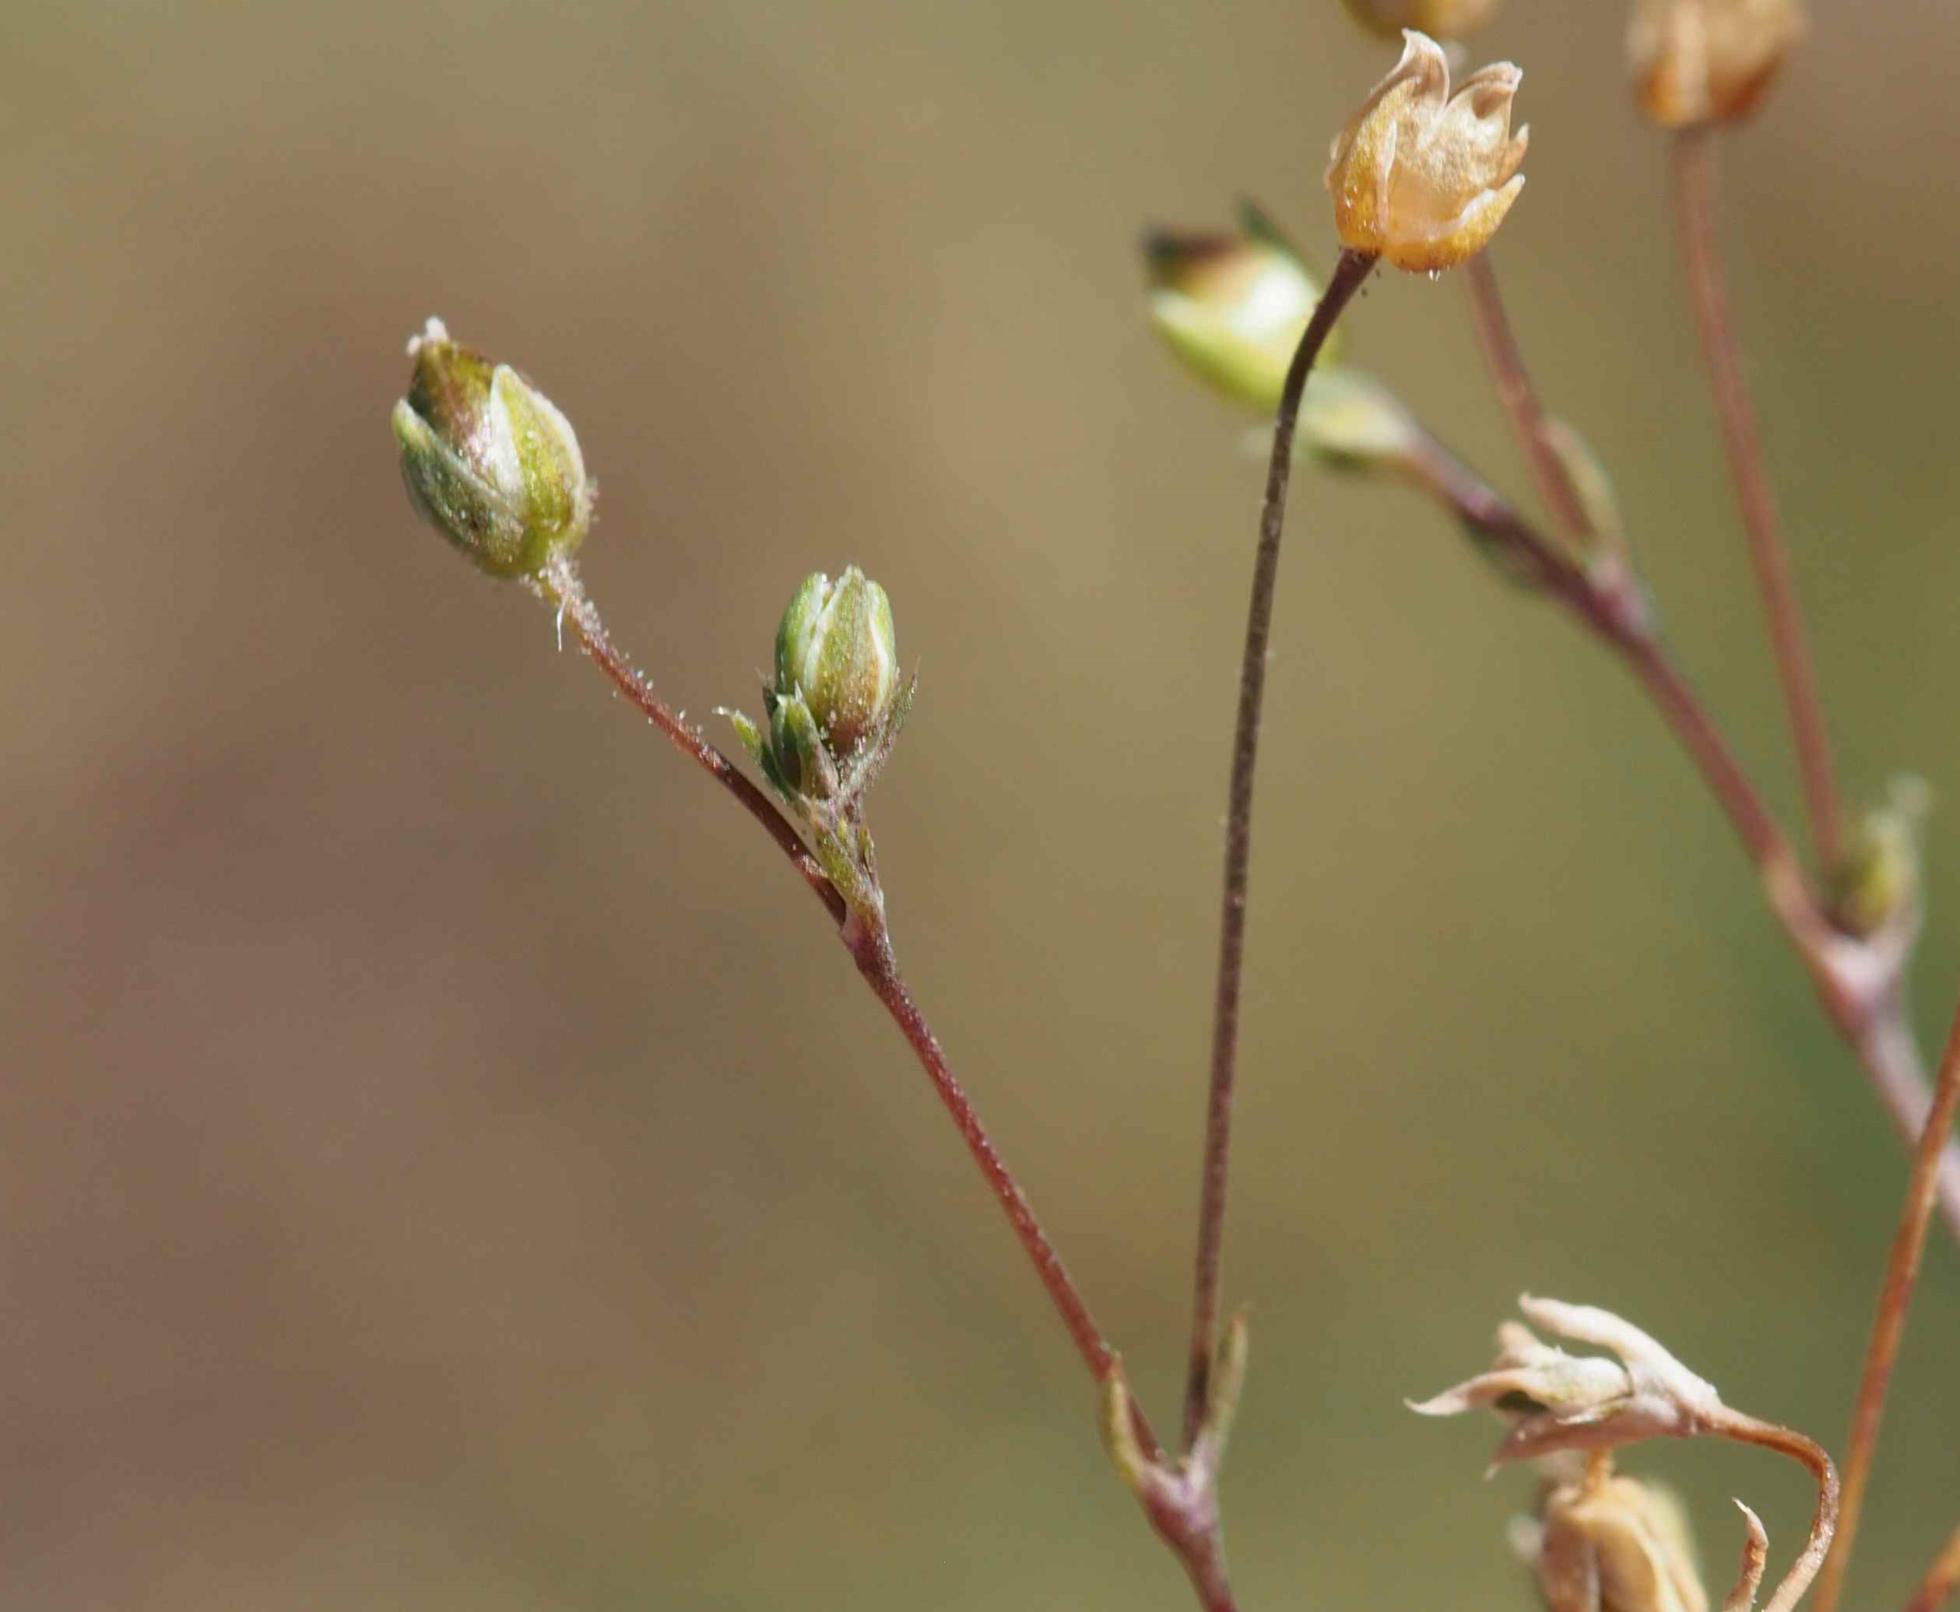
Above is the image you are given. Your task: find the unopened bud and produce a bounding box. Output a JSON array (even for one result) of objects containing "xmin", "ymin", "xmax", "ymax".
[
  {"xmin": 1340, "ymin": 0, "xmax": 1496, "ymax": 40},
  {"xmin": 1326, "ymin": 31, "xmax": 1529, "ymax": 274},
  {"xmin": 1145, "ymin": 205, "xmax": 1338, "ymax": 414},
  {"xmin": 392, "ymin": 318, "xmax": 592, "ymax": 578},
  {"xmin": 1828, "ymin": 778, "xmax": 1930, "ymax": 941},
  {"xmin": 774, "ymin": 567, "xmax": 899, "ymax": 759},
  {"xmin": 1628, "ymin": 0, "xmax": 1805, "ymax": 129}
]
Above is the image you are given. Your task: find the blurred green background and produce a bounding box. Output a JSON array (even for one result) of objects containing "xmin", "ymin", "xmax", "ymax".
[{"xmin": 6, "ymin": 0, "xmax": 1957, "ymax": 1606}]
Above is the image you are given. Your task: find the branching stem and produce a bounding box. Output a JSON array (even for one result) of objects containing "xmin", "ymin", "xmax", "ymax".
[{"xmin": 1398, "ymin": 420, "xmax": 1960, "ymax": 1245}]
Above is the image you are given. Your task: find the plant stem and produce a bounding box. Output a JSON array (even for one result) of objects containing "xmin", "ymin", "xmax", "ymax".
[
  {"xmin": 540, "ymin": 559, "xmax": 845, "ymax": 926},
  {"xmin": 1709, "ymin": 1410, "xmax": 1840, "ymax": 1612},
  {"xmin": 1671, "ymin": 126, "xmax": 1843, "ymax": 873},
  {"xmin": 539, "ymin": 559, "xmax": 1155, "ymax": 1445},
  {"xmin": 1903, "ymin": 1522, "xmax": 1960, "ymax": 1612},
  {"xmin": 844, "ymin": 908, "xmax": 1133, "ymax": 1401},
  {"xmin": 1395, "ymin": 434, "xmax": 1960, "ymax": 1244},
  {"xmin": 1184, "ymin": 246, "xmax": 1377, "ymax": 1448},
  {"xmin": 1812, "ymin": 987, "xmax": 1960, "ymax": 1612},
  {"xmin": 1463, "ymin": 254, "xmax": 1594, "ymax": 541}
]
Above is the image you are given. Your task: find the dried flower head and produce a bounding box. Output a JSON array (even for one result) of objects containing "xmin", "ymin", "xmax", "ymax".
[
  {"xmin": 1340, "ymin": 0, "xmax": 1496, "ymax": 40},
  {"xmin": 1521, "ymin": 1470, "xmax": 1713, "ymax": 1612},
  {"xmin": 1628, "ymin": 0, "xmax": 1806, "ymax": 128},
  {"xmin": 1411, "ymin": 1296, "xmax": 1724, "ymax": 1466},
  {"xmin": 1325, "ymin": 31, "xmax": 1529, "ymax": 273}
]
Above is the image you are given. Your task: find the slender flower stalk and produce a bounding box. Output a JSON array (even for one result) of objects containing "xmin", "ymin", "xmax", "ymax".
[
  {"xmin": 1811, "ymin": 991, "xmax": 1960, "ymax": 1612},
  {"xmin": 1462, "ymin": 254, "xmax": 1595, "ymax": 543},
  {"xmin": 1183, "ymin": 247, "xmax": 1377, "ymax": 1447},
  {"xmin": 543, "ymin": 560, "xmax": 1139, "ymax": 1398},
  {"xmin": 1446, "ymin": 218, "xmax": 1960, "ymax": 1246},
  {"xmin": 1388, "ymin": 427, "xmax": 1960, "ymax": 1242},
  {"xmin": 538, "ymin": 563, "xmax": 846, "ymax": 925},
  {"xmin": 1670, "ymin": 126, "xmax": 1843, "ymax": 873},
  {"xmin": 1903, "ymin": 1523, "xmax": 1960, "ymax": 1612}
]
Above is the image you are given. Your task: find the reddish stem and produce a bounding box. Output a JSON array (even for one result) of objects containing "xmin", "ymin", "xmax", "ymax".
[
  {"xmin": 1463, "ymin": 254, "xmax": 1594, "ymax": 541},
  {"xmin": 1813, "ymin": 989, "xmax": 1960, "ymax": 1612},
  {"xmin": 543, "ymin": 562, "xmax": 845, "ymax": 926},
  {"xmin": 1671, "ymin": 127, "xmax": 1844, "ymax": 873},
  {"xmin": 845, "ymin": 915, "xmax": 1132, "ymax": 1403},
  {"xmin": 1398, "ymin": 434, "xmax": 1960, "ymax": 1245},
  {"xmin": 1903, "ymin": 1523, "xmax": 1960, "ymax": 1612}
]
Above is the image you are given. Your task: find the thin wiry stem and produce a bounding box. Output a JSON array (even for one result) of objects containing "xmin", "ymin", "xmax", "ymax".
[
  {"xmin": 1463, "ymin": 254, "xmax": 1594, "ymax": 542},
  {"xmin": 536, "ymin": 557, "xmax": 1151, "ymax": 1440},
  {"xmin": 844, "ymin": 908, "xmax": 1137, "ymax": 1403},
  {"xmin": 1902, "ymin": 1522, "xmax": 1960, "ymax": 1612},
  {"xmin": 538, "ymin": 559, "xmax": 844, "ymax": 925},
  {"xmin": 1812, "ymin": 989, "xmax": 1960, "ymax": 1612},
  {"xmin": 1184, "ymin": 246, "xmax": 1377, "ymax": 1448},
  {"xmin": 1391, "ymin": 433, "xmax": 1960, "ymax": 1244},
  {"xmin": 1671, "ymin": 126, "xmax": 1844, "ymax": 873}
]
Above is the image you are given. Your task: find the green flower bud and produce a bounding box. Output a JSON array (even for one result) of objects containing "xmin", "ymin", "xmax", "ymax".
[
  {"xmin": 1145, "ymin": 204, "xmax": 1340, "ymax": 414},
  {"xmin": 773, "ymin": 566, "xmax": 899, "ymax": 759},
  {"xmin": 391, "ymin": 317, "xmax": 592, "ymax": 578},
  {"xmin": 1828, "ymin": 777, "xmax": 1931, "ymax": 940}
]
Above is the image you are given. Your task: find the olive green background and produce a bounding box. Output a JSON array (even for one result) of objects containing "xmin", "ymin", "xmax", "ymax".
[{"xmin": 5, "ymin": 1, "xmax": 1957, "ymax": 1607}]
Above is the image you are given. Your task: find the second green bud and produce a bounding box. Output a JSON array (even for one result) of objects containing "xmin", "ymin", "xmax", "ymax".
[{"xmin": 762, "ymin": 566, "xmax": 900, "ymax": 803}]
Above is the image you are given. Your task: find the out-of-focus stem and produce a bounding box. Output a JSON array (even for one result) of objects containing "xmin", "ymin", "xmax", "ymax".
[
  {"xmin": 1812, "ymin": 990, "xmax": 1960, "ymax": 1612},
  {"xmin": 1902, "ymin": 1523, "xmax": 1960, "ymax": 1612},
  {"xmin": 1671, "ymin": 126, "xmax": 1843, "ymax": 873},
  {"xmin": 1185, "ymin": 246, "xmax": 1377, "ymax": 1448},
  {"xmin": 1393, "ymin": 433, "xmax": 1960, "ymax": 1244},
  {"xmin": 1463, "ymin": 254, "xmax": 1594, "ymax": 541}
]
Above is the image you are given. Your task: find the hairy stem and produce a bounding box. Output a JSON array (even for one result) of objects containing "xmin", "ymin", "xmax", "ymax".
[
  {"xmin": 1185, "ymin": 246, "xmax": 1377, "ymax": 1447},
  {"xmin": 1812, "ymin": 989, "xmax": 1960, "ymax": 1612},
  {"xmin": 1463, "ymin": 254, "xmax": 1594, "ymax": 541},
  {"xmin": 845, "ymin": 909, "xmax": 1134, "ymax": 1401},
  {"xmin": 1671, "ymin": 127, "xmax": 1843, "ymax": 872},
  {"xmin": 539, "ymin": 559, "xmax": 845, "ymax": 925},
  {"xmin": 539, "ymin": 559, "xmax": 1153, "ymax": 1445}
]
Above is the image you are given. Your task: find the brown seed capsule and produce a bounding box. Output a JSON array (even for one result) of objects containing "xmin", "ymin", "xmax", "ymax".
[
  {"xmin": 1325, "ymin": 31, "xmax": 1528, "ymax": 274},
  {"xmin": 1628, "ymin": 0, "xmax": 1806, "ymax": 128}
]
